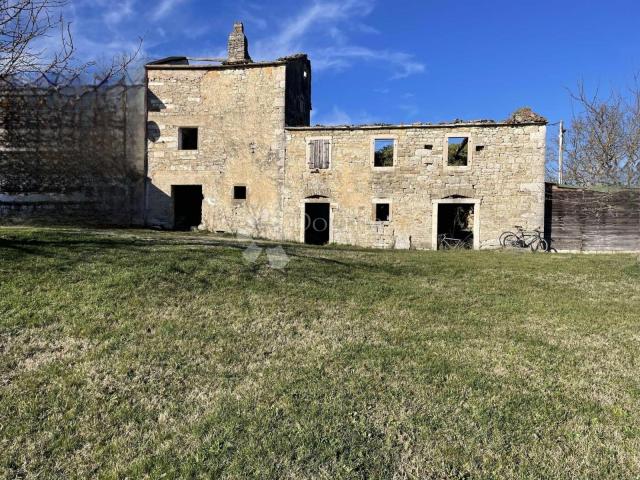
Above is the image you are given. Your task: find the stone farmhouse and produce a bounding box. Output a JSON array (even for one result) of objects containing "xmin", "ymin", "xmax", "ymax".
[{"xmin": 145, "ymin": 23, "xmax": 547, "ymax": 250}]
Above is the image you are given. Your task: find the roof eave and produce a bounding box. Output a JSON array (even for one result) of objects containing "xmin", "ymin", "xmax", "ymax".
[{"xmin": 286, "ymin": 121, "xmax": 547, "ymax": 131}]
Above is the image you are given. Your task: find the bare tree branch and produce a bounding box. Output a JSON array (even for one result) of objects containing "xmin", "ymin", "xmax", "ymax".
[
  {"xmin": 564, "ymin": 79, "xmax": 640, "ymax": 187},
  {"xmin": 1, "ymin": 0, "xmax": 142, "ymax": 89}
]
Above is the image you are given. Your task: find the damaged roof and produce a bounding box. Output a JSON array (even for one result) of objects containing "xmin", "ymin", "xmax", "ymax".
[
  {"xmin": 287, "ymin": 109, "xmax": 548, "ymax": 131},
  {"xmin": 145, "ymin": 54, "xmax": 309, "ymax": 69}
]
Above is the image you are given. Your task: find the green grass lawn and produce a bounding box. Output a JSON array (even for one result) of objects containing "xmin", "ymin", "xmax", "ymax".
[{"xmin": 1, "ymin": 227, "xmax": 640, "ymax": 479}]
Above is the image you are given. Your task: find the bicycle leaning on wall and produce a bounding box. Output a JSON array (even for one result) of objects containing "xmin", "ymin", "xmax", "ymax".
[{"xmin": 499, "ymin": 226, "xmax": 549, "ymax": 252}]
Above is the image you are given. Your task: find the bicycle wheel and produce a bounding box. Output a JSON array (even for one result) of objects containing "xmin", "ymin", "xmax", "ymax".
[
  {"xmin": 530, "ymin": 238, "xmax": 548, "ymax": 252},
  {"xmin": 502, "ymin": 234, "xmax": 521, "ymax": 249},
  {"xmin": 538, "ymin": 238, "xmax": 549, "ymax": 252},
  {"xmin": 499, "ymin": 231, "xmax": 515, "ymax": 247}
]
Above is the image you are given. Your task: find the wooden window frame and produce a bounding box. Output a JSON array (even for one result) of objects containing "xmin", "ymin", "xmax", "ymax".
[{"xmin": 306, "ymin": 137, "xmax": 332, "ymax": 170}]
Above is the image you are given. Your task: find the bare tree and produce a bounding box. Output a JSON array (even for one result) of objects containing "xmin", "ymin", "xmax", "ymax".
[
  {"xmin": 1, "ymin": 0, "xmax": 141, "ymax": 87},
  {"xmin": 564, "ymin": 80, "xmax": 640, "ymax": 187},
  {"xmin": 1, "ymin": 0, "xmax": 76, "ymax": 83}
]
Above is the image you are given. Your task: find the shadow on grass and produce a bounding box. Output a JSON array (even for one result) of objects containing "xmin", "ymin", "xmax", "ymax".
[{"xmin": 0, "ymin": 227, "xmax": 570, "ymax": 285}]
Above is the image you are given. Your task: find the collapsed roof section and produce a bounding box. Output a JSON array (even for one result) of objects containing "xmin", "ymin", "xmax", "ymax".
[{"xmin": 287, "ymin": 108, "xmax": 548, "ymax": 131}]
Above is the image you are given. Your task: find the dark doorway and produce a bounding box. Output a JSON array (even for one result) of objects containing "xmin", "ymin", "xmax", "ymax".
[
  {"xmin": 305, "ymin": 203, "xmax": 330, "ymax": 245},
  {"xmin": 172, "ymin": 185, "xmax": 203, "ymax": 230},
  {"xmin": 437, "ymin": 203, "xmax": 474, "ymax": 249}
]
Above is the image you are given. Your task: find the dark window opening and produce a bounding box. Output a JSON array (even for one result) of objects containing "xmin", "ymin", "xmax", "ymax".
[
  {"xmin": 437, "ymin": 203, "xmax": 474, "ymax": 250},
  {"xmin": 447, "ymin": 137, "xmax": 469, "ymax": 166},
  {"xmin": 233, "ymin": 186, "xmax": 247, "ymax": 200},
  {"xmin": 172, "ymin": 185, "xmax": 203, "ymax": 231},
  {"xmin": 305, "ymin": 203, "xmax": 330, "ymax": 245},
  {"xmin": 475, "ymin": 145, "xmax": 485, "ymax": 152},
  {"xmin": 374, "ymin": 139, "xmax": 394, "ymax": 167},
  {"xmin": 424, "ymin": 144, "xmax": 433, "ymax": 150},
  {"xmin": 179, "ymin": 127, "xmax": 198, "ymax": 150},
  {"xmin": 375, "ymin": 203, "xmax": 390, "ymax": 222}
]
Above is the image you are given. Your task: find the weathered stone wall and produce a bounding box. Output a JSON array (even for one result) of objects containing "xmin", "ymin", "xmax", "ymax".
[
  {"xmin": 0, "ymin": 85, "xmax": 146, "ymax": 225},
  {"xmin": 284, "ymin": 124, "xmax": 546, "ymax": 249},
  {"xmin": 146, "ymin": 54, "xmax": 545, "ymax": 249},
  {"xmin": 146, "ymin": 58, "xmax": 310, "ymax": 237}
]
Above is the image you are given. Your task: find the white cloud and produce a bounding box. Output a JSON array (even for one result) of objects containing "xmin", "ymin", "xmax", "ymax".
[
  {"xmin": 317, "ymin": 106, "xmax": 353, "ymax": 125},
  {"xmin": 313, "ymin": 45, "xmax": 425, "ymax": 79},
  {"xmin": 253, "ymin": 0, "xmax": 372, "ymax": 57},
  {"xmin": 251, "ymin": 0, "xmax": 424, "ymax": 80},
  {"xmin": 151, "ymin": 0, "xmax": 188, "ymax": 21},
  {"xmin": 49, "ymin": 0, "xmax": 423, "ymax": 84},
  {"xmin": 313, "ymin": 105, "xmax": 375, "ymax": 125},
  {"xmin": 104, "ymin": 0, "xmax": 135, "ymax": 26},
  {"xmin": 277, "ymin": 0, "xmax": 371, "ymax": 51}
]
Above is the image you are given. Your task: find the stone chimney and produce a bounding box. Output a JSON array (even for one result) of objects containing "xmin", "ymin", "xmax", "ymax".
[{"xmin": 224, "ymin": 22, "xmax": 252, "ymax": 65}]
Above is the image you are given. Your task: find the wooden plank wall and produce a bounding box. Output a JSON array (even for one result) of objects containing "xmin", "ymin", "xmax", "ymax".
[{"xmin": 545, "ymin": 183, "xmax": 640, "ymax": 251}]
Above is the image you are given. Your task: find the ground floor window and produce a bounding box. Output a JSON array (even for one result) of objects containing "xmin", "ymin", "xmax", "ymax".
[{"xmin": 374, "ymin": 203, "xmax": 390, "ymax": 222}]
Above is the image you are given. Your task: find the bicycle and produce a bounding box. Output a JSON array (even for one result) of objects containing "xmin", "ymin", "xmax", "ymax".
[
  {"xmin": 500, "ymin": 226, "xmax": 549, "ymax": 252},
  {"xmin": 438, "ymin": 233, "xmax": 473, "ymax": 250}
]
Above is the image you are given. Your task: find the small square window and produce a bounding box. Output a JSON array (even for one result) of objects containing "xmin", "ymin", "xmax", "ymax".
[
  {"xmin": 233, "ymin": 186, "xmax": 247, "ymax": 200},
  {"xmin": 374, "ymin": 139, "xmax": 395, "ymax": 167},
  {"xmin": 447, "ymin": 137, "xmax": 469, "ymax": 166},
  {"xmin": 375, "ymin": 203, "xmax": 390, "ymax": 222},
  {"xmin": 179, "ymin": 127, "xmax": 198, "ymax": 150}
]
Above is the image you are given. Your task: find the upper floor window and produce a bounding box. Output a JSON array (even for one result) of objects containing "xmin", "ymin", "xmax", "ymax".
[
  {"xmin": 447, "ymin": 136, "xmax": 469, "ymax": 166},
  {"xmin": 179, "ymin": 127, "xmax": 198, "ymax": 150},
  {"xmin": 308, "ymin": 138, "xmax": 331, "ymax": 169},
  {"xmin": 373, "ymin": 138, "xmax": 395, "ymax": 168}
]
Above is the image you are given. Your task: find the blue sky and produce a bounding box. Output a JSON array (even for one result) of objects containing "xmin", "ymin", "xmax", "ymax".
[{"xmin": 64, "ymin": 0, "xmax": 640, "ymax": 128}]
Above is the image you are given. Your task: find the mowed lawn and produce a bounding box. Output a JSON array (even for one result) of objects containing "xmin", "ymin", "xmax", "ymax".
[{"xmin": 1, "ymin": 228, "xmax": 640, "ymax": 479}]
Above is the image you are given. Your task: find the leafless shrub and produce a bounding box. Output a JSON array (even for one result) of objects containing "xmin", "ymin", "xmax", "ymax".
[
  {"xmin": 1, "ymin": 0, "xmax": 141, "ymax": 88},
  {"xmin": 564, "ymin": 79, "xmax": 640, "ymax": 187}
]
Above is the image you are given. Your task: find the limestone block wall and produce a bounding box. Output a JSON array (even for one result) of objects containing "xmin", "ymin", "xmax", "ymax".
[
  {"xmin": 146, "ymin": 63, "xmax": 291, "ymax": 237},
  {"xmin": 283, "ymin": 124, "xmax": 546, "ymax": 249}
]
